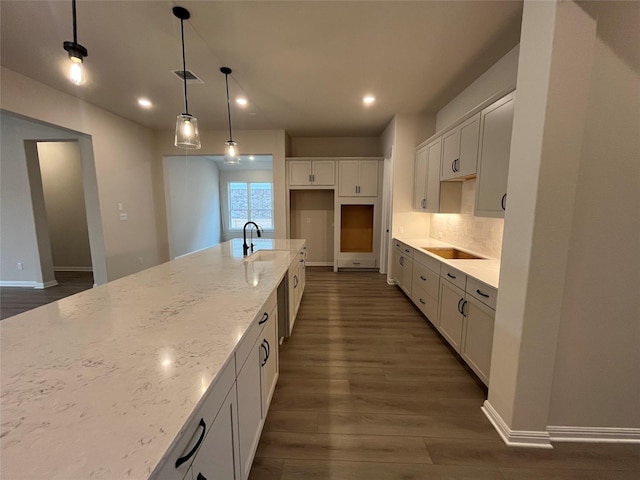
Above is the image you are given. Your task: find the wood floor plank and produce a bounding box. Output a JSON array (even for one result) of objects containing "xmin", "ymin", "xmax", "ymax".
[
  {"xmin": 317, "ymin": 412, "xmax": 497, "ymax": 439},
  {"xmin": 255, "ymin": 431, "xmax": 433, "ymax": 464},
  {"xmin": 499, "ymin": 467, "xmax": 640, "ymax": 480},
  {"xmin": 263, "ymin": 410, "xmax": 319, "ymax": 434},
  {"xmin": 246, "ymin": 457, "xmax": 284, "ymax": 480},
  {"xmin": 273, "ymin": 377, "xmax": 351, "ymax": 395},
  {"xmin": 280, "ymin": 459, "xmax": 503, "ymax": 480}
]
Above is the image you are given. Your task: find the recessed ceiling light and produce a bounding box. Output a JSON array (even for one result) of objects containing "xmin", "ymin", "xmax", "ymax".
[
  {"xmin": 138, "ymin": 98, "xmax": 152, "ymax": 108},
  {"xmin": 236, "ymin": 97, "xmax": 248, "ymax": 106},
  {"xmin": 363, "ymin": 95, "xmax": 375, "ymax": 105}
]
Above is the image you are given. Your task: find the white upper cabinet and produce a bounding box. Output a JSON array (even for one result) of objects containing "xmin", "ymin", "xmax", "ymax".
[
  {"xmin": 413, "ymin": 138, "xmax": 442, "ymax": 212},
  {"xmin": 440, "ymin": 113, "xmax": 480, "ymax": 180},
  {"xmin": 288, "ymin": 160, "xmax": 335, "ymax": 186},
  {"xmin": 338, "ymin": 160, "xmax": 379, "ymax": 197},
  {"xmin": 475, "ymin": 92, "xmax": 515, "ymax": 218}
]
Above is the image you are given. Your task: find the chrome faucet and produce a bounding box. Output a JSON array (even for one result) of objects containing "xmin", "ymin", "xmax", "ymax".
[{"xmin": 243, "ymin": 221, "xmax": 262, "ymax": 256}]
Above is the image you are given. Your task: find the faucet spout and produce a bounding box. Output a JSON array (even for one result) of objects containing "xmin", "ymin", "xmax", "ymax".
[{"xmin": 243, "ymin": 221, "xmax": 262, "ymax": 256}]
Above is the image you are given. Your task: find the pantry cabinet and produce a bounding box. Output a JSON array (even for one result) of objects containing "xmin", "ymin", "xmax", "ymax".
[
  {"xmin": 475, "ymin": 92, "xmax": 515, "ymax": 218},
  {"xmin": 440, "ymin": 113, "xmax": 480, "ymax": 180},
  {"xmin": 338, "ymin": 160, "xmax": 379, "ymax": 197}
]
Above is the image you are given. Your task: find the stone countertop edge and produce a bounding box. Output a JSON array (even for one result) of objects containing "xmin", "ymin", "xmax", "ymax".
[
  {"xmin": 394, "ymin": 237, "xmax": 500, "ymax": 289},
  {"xmin": 0, "ymin": 238, "xmax": 305, "ymax": 480}
]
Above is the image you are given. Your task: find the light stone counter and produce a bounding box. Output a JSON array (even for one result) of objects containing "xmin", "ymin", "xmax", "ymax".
[
  {"xmin": 0, "ymin": 238, "xmax": 305, "ymax": 480},
  {"xmin": 395, "ymin": 237, "xmax": 501, "ymax": 288}
]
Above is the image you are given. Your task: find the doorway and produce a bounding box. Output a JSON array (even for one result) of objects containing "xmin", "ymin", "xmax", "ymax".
[{"xmin": 37, "ymin": 141, "xmax": 93, "ymax": 286}]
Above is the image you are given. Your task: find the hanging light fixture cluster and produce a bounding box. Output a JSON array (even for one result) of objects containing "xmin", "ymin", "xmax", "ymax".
[
  {"xmin": 63, "ymin": 0, "xmax": 88, "ymax": 85},
  {"xmin": 221, "ymin": 67, "xmax": 240, "ymax": 164},
  {"xmin": 173, "ymin": 6, "xmax": 201, "ymax": 149}
]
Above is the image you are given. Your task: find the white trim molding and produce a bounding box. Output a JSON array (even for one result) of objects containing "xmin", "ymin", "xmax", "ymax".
[
  {"xmin": 482, "ymin": 400, "xmax": 553, "ymax": 449},
  {"xmin": 548, "ymin": 426, "xmax": 640, "ymax": 444},
  {"xmin": 1, "ymin": 280, "xmax": 58, "ymax": 289}
]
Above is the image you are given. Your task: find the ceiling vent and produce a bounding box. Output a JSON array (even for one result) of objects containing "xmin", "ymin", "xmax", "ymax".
[{"xmin": 172, "ymin": 70, "xmax": 204, "ymax": 84}]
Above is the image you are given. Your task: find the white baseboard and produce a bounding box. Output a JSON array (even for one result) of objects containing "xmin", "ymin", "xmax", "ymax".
[
  {"xmin": 1, "ymin": 280, "xmax": 58, "ymax": 289},
  {"xmin": 481, "ymin": 400, "xmax": 553, "ymax": 449},
  {"xmin": 54, "ymin": 266, "xmax": 93, "ymax": 272},
  {"xmin": 548, "ymin": 426, "xmax": 640, "ymax": 443}
]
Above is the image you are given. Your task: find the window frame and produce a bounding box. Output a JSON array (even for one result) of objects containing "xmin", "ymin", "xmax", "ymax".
[{"xmin": 227, "ymin": 181, "xmax": 274, "ymax": 231}]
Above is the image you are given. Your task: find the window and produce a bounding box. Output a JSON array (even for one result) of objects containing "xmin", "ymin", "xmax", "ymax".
[{"xmin": 228, "ymin": 182, "xmax": 273, "ymax": 230}]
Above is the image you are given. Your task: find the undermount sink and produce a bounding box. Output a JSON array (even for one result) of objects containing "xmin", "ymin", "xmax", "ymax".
[
  {"xmin": 423, "ymin": 247, "xmax": 485, "ymax": 260},
  {"xmin": 243, "ymin": 250, "xmax": 290, "ymax": 262}
]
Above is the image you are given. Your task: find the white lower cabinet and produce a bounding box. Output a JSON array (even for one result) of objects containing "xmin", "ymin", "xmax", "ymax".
[
  {"xmin": 437, "ymin": 279, "xmax": 466, "ymax": 352},
  {"xmin": 287, "ymin": 247, "xmax": 306, "ymax": 336},
  {"xmin": 460, "ymin": 296, "xmax": 495, "ymax": 385},
  {"xmin": 190, "ymin": 384, "xmax": 241, "ymax": 480},
  {"xmin": 237, "ymin": 337, "xmax": 263, "ymax": 480}
]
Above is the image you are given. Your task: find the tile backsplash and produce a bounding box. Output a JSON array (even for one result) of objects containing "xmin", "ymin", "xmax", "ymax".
[{"xmin": 430, "ymin": 180, "xmax": 504, "ymax": 259}]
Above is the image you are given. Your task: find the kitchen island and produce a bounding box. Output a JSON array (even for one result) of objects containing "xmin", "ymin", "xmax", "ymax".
[{"xmin": 0, "ymin": 238, "xmax": 305, "ymax": 480}]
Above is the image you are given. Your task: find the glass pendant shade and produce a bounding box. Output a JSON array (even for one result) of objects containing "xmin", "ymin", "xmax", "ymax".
[
  {"xmin": 175, "ymin": 114, "xmax": 201, "ymax": 149},
  {"xmin": 68, "ymin": 56, "xmax": 85, "ymax": 85},
  {"xmin": 224, "ymin": 141, "xmax": 240, "ymax": 164}
]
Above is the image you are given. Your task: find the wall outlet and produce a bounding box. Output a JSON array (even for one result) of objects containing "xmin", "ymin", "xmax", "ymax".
[
  {"xmin": 399, "ymin": 226, "xmax": 405, "ymax": 234},
  {"xmin": 119, "ymin": 213, "xmax": 128, "ymax": 221},
  {"xmin": 118, "ymin": 203, "xmax": 124, "ymax": 211},
  {"xmin": 17, "ymin": 262, "xmax": 23, "ymax": 270},
  {"xmin": 138, "ymin": 257, "xmax": 143, "ymax": 265}
]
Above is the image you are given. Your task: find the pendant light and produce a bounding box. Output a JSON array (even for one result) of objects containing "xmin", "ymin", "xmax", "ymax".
[
  {"xmin": 173, "ymin": 6, "xmax": 201, "ymax": 149},
  {"xmin": 221, "ymin": 67, "xmax": 239, "ymax": 165},
  {"xmin": 63, "ymin": 0, "xmax": 88, "ymax": 85}
]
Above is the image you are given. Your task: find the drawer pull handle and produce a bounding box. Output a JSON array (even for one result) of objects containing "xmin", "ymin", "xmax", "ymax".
[
  {"xmin": 261, "ymin": 340, "xmax": 270, "ymax": 366},
  {"xmin": 259, "ymin": 312, "xmax": 269, "ymax": 325},
  {"xmin": 175, "ymin": 418, "xmax": 206, "ymax": 468},
  {"xmin": 419, "ymin": 298, "xmax": 426, "ymax": 305},
  {"xmin": 421, "ymin": 198, "xmax": 426, "ymax": 209},
  {"xmin": 353, "ymin": 262, "xmax": 361, "ymax": 265},
  {"xmin": 294, "ymin": 275, "xmax": 298, "ymax": 288},
  {"xmin": 476, "ymin": 289, "xmax": 490, "ymax": 298},
  {"xmin": 461, "ymin": 300, "xmax": 468, "ymax": 317},
  {"xmin": 501, "ymin": 193, "xmax": 507, "ymax": 211},
  {"xmin": 457, "ymin": 297, "xmax": 465, "ymax": 314},
  {"xmin": 447, "ymin": 273, "xmax": 456, "ymax": 279},
  {"xmin": 420, "ymin": 275, "xmax": 426, "ymax": 281},
  {"xmin": 404, "ymin": 249, "xmax": 410, "ymax": 254}
]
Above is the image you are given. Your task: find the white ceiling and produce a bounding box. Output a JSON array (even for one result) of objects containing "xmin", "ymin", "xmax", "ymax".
[{"xmin": 0, "ymin": 1, "xmax": 523, "ymax": 137}]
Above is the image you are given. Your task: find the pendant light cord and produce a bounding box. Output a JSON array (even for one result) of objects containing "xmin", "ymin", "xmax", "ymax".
[
  {"xmin": 72, "ymin": 0, "xmax": 78, "ymax": 44},
  {"xmin": 180, "ymin": 18, "xmax": 189, "ymax": 115},
  {"xmin": 225, "ymin": 73, "xmax": 233, "ymax": 142}
]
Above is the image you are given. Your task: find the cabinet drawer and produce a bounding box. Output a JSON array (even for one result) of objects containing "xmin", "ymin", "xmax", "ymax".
[
  {"xmin": 235, "ymin": 291, "xmax": 277, "ymax": 374},
  {"xmin": 412, "ymin": 262, "xmax": 440, "ymax": 299},
  {"xmin": 337, "ymin": 258, "xmax": 376, "ymax": 268},
  {"xmin": 440, "ymin": 265, "xmax": 466, "ymax": 290},
  {"xmin": 393, "ymin": 240, "xmax": 413, "ymax": 259},
  {"xmin": 152, "ymin": 360, "xmax": 236, "ymax": 480},
  {"xmin": 411, "ymin": 288, "xmax": 438, "ymax": 324},
  {"xmin": 466, "ymin": 277, "xmax": 498, "ymax": 310},
  {"xmin": 413, "ymin": 250, "xmax": 441, "ymax": 275}
]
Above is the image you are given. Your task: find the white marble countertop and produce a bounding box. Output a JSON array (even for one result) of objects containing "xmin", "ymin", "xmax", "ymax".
[
  {"xmin": 394, "ymin": 237, "xmax": 501, "ymax": 289},
  {"xmin": 0, "ymin": 238, "xmax": 305, "ymax": 480}
]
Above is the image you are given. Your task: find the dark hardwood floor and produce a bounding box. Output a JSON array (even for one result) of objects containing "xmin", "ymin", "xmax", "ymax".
[
  {"xmin": 249, "ymin": 267, "xmax": 640, "ymax": 480},
  {"xmin": 0, "ymin": 271, "xmax": 94, "ymax": 320}
]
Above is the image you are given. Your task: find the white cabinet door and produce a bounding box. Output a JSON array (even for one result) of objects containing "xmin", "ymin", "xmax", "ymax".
[
  {"xmin": 440, "ymin": 113, "xmax": 480, "ymax": 180},
  {"xmin": 338, "ymin": 161, "xmax": 359, "ymax": 196},
  {"xmin": 311, "ymin": 160, "xmax": 335, "ymax": 185},
  {"xmin": 475, "ymin": 92, "xmax": 515, "ymax": 218},
  {"xmin": 190, "ymin": 385, "xmax": 240, "ymax": 480},
  {"xmin": 391, "ymin": 247, "xmax": 402, "ymax": 285},
  {"xmin": 413, "ymin": 145, "xmax": 428, "ymax": 210},
  {"xmin": 236, "ymin": 340, "xmax": 263, "ymax": 480},
  {"xmin": 261, "ymin": 305, "xmax": 278, "ymax": 413},
  {"xmin": 425, "ymin": 138, "xmax": 442, "ymax": 212},
  {"xmin": 437, "ymin": 280, "xmax": 465, "ymax": 352},
  {"xmin": 288, "ymin": 161, "xmax": 312, "ymax": 186},
  {"xmin": 287, "ymin": 260, "xmax": 301, "ymax": 335},
  {"xmin": 358, "ymin": 160, "xmax": 379, "ymax": 197},
  {"xmin": 400, "ymin": 257, "xmax": 413, "ymax": 297},
  {"xmin": 461, "ymin": 296, "xmax": 495, "ymax": 385}
]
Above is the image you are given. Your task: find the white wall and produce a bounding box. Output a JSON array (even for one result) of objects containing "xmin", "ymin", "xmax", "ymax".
[
  {"xmin": 436, "ymin": 45, "xmax": 519, "ymax": 131},
  {"xmin": 548, "ymin": 0, "xmax": 640, "ymax": 429},
  {"xmin": 164, "ymin": 156, "xmax": 222, "ymax": 259},
  {"xmin": 38, "ymin": 142, "xmax": 92, "ymax": 271},
  {"xmin": 218, "ymin": 169, "xmax": 274, "ymax": 242},
  {"xmin": 1, "ymin": 67, "xmax": 162, "ymax": 282},
  {"xmin": 289, "ymin": 137, "xmax": 382, "ymax": 157}
]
